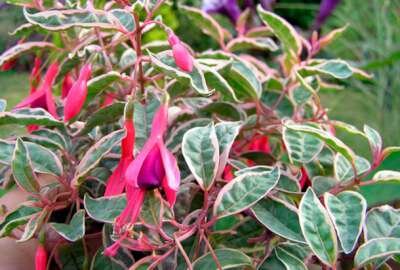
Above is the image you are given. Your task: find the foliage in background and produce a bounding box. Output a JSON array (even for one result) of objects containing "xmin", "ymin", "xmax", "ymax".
[
  {"xmin": 0, "ymin": 0, "xmax": 400, "ymax": 270},
  {"xmin": 322, "ymin": 0, "xmax": 400, "ymax": 146}
]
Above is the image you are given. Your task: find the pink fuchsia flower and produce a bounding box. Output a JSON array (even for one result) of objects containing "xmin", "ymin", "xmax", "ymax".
[
  {"xmin": 105, "ymin": 98, "xmax": 181, "ymax": 256},
  {"xmin": 35, "ymin": 244, "xmax": 47, "ymax": 270},
  {"xmin": 15, "ymin": 62, "xmax": 59, "ymax": 119},
  {"xmin": 124, "ymin": 100, "xmax": 180, "ymax": 206},
  {"xmin": 101, "ymin": 93, "xmax": 116, "ymax": 108},
  {"xmin": 63, "ymin": 64, "xmax": 92, "ymax": 122},
  {"xmin": 104, "ymin": 101, "xmax": 135, "ymax": 196},
  {"xmin": 247, "ymin": 134, "xmax": 271, "ymax": 154},
  {"xmin": 168, "ymin": 33, "xmax": 193, "ymax": 73},
  {"xmin": 61, "ymin": 72, "xmax": 74, "ymax": 99}
]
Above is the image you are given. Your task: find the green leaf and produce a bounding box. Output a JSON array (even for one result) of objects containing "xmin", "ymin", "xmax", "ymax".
[
  {"xmin": 108, "ymin": 9, "xmax": 135, "ymax": 32},
  {"xmin": 257, "ymin": 5, "xmax": 301, "ymax": 70},
  {"xmin": 18, "ymin": 208, "xmax": 48, "ymax": 242},
  {"xmin": 140, "ymin": 191, "xmax": 164, "ymax": 225},
  {"xmin": 214, "ymin": 167, "xmax": 280, "ymax": 218},
  {"xmin": 182, "ymin": 123, "xmax": 219, "ymax": 190},
  {"xmin": 299, "ymin": 188, "xmax": 338, "ymax": 267},
  {"xmin": 252, "ymin": 197, "xmax": 305, "ymax": 243},
  {"xmin": 87, "ymin": 72, "xmax": 122, "ymax": 100},
  {"xmin": 90, "ymin": 248, "xmax": 124, "ymax": 270},
  {"xmin": 0, "ymin": 108, "xmax": 63, "ymax": 127},
  {"xmin": 298, "ymin": 60, "xmax": 353, "ymax": 79},
  {"xmin": 166, "ymin": 118, "xmax": 211, "ymax": 152},
  {"xmin": 192, "ymin": 248, "xmax": 252, "ymax": 270},
  {"xmin": 324, "ymin": 191, "xmax": 367, "ymax": 254},
  {"xmin": 0, "ymin": 205, "xmax": 41, "ymax": 237},
  {"xmin": 180, "ymin": 5, "xmax": 227, "ymax": 43},
  {"xmin": 354, "ymin": 238, "xmax": 400, "ymax": 268},
  {"xmin": 364, "ymin": 125, "xmax": 382, "ymax": 155},
  {"xmin": 12, "ymin": 139, "xmax": 40, "ymax": 193},
  {"xmin": 215, "ymin": 121, "xmax": 242, "ymax": 177},
  {"xmin": 149, "ymin": 51, "xmax": 211, "ymax": 95},
  {"xmin": 0, "ymin": 41, "xmax": 55, "ymax": 67},
  {"xmin": 259, "ymin": 252, "xmax": 286, "ymax": 270},
  {"xmin": 23, "ymin": 8, "xmax": 127, "ymax": 31},
  {"xmin": 365, "ymin": 205, "xmax": 400, "ymax": 240},
  {"xmin": 31, "ymin": 128, "xmax": 68, "ymax": 150},
  {"xmin": 334, "ymin": 153, "xmax": 370, "ymax": 182},
  {"xmin": 84, "ymin": 194, "xmax": 126, "ymax": 223},
  {"xmin": 203, "ymin": 69, "xmax": 239, "ymax": 102},
  {"xmin": 134, "ymin": 98, "xmax": 160, "ymax": 152},
  {"xmin": 0, "ymin": 140, "xmax": 63, "ymax": 176},
  {"xmin": 198, "ymin": 102, "xmax": 246, "ymax": 121},
  {"xmin": 119, "ymin": 48, "xmax": 136, "ymax": 70},
  {"xmin": 74, "ymin": 129, "xmax": 126, "ymax": 185},
  {"xmin": 261, "ymin": 90, "xmax": 294, "ymax": 118},
  {"xmin": 285, "ymin": 123, "xmax": 355, "ymax": 163},
  {"xmin": 80, "ymin": 102, "xmax": 125, "ymax": 135},
  {"xmin": 50, "ymin": 210, "xmax": 85, "ymax": 242},
  {"xmin": 372, "ymin": 170, "xmax": 400, "ymax": 182},
  {"xmin": 312, "ymin": 176, "xmax": 338, "ymax": 196},
  {"xmin": 226, "ymin": 37, "xmax": 278, "ymax": 52},
  {"xmin": 221, "ymin": 60, "xmax": 262, "ymax": 100},
  {"xmin": 283, "ymin": 126, "xmax": 324, "ymax": 164},
  {"xmin": 275, "ymin": 246, "xmax": 307, "ymax": 270}
]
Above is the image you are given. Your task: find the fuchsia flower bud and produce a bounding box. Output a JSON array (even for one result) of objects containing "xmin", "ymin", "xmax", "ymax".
[
  {"xmin": 64, "ymin": 64, "xmax": 92, "ymax": 122},
  {"xmin": 168, "ymin": 33, "xmax": 193, "ymax": 73},
  {"xmin": 35, "ymin": 245, "xmax": 47, "ymax": 270},
  {"xmin": 61, "ymin": 72, "xmax": 74, "ymax": 99}
]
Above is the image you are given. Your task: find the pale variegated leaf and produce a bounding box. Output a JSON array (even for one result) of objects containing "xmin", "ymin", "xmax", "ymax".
[
  {"xmin": 354, "ymin": 238, "xmax": 400, "ymax": 268},
  {"xmin": 324, "ymin": 191, "xmax": 367, "ymax": 254},
  {"xmin": 192, "ymin": 248, "xmax": 252, "ymax": 270},
  {"xmin": 334, "ymin": 153, "xmax": 370, "ymax": 182}
]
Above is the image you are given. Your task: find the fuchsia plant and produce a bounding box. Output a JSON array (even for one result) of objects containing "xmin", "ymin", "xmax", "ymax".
[{"xmin": 1, "ymin": 0, "xmax": 400, "ymax": 270}]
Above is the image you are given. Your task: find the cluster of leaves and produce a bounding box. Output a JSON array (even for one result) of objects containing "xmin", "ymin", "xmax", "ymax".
[{"xmin": 0, "ymin": 0, "xmax": 400, "ymax": 269}]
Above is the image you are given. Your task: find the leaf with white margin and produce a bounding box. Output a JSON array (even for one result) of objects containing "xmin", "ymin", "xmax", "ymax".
[
  {"xmin": 257, "ymin": 6, "xmax": 301, "ymax": 60},
  {"xmin": 285, "ymin": 123, "xmax": 355, "ymax": 163},
  {"xmin": 214, "ymin": 121, "xmax": 242, "ymax": 178},
  {"xmin": 180, "ymin": 5, "xmax": 229, "ymax": 43},
  {"xmin": 299, "ymin": 188, "xmax": 338, "ymax": 267},
  {"xmin": 214, "ymin": 167, "xmax": 279, "ymax": 218},
  {"xmin": 283, "ymin": 126, "xmax": 324, "ymax": 164},
  {"xmin": 0, "ymin": 41, "xmax": 55, "ymax": 67},
  {"xmin": 192, "ymin": 248, "xmax": 252, "ymax": 270},
  {"xmin": 252, "ymin": 197, "xmax": 305, "ymax": 243},
  {"xmin": 364, "ymin": 125, "xmax": 382, "ymax": 156},
  {"xmin": 324, "ymin": 191, "xmax": 367, "ymax": 254},
  {"xmin": 298, "ymin": 60, "xmax": 353, "ymax": 79},
  {"xmin": 84, "ymin": 194, "xmax": 126, "ymax": 223},
  {"xmin": 364, "ymin": 205, "xmax": 400, "ymax": 240},
  {"xmin": 182, "ymin": 123, "xmax": 219, "ymax": 190},
  {"xmin": 334, "ymin": 153, "xmax": 370, "ymax": 182},
  {"xmin": 226, "ymin": 37, "xmax": 278, "ymax": 52},
  {"xmin": 275, "ymin": 246, "xmax": 307, "ymax": 270},
  {"xmin": 354, "ymin": 238, "xmax": 400, "ymax": 268},
  {"xmin": 18, "ymin": 208, "xmax": 49, "ymax": 242},
  {"xmin": 372, "ymin": 170, "xmax": 400, "ymax": 182},
  {"xmin": 0, "ymin": 108, "xmax": 63, "ymax": 127},
  {"xmin": 50, "ymin": 210, "xmax": 85, "ymax": 242},
  {"xmin": 73, "ymin": 129, "xmax": 126, "ymax": 185},
  {"xmin": 149, "ymin": 51, "xmax": 211, "ymax": 95}
]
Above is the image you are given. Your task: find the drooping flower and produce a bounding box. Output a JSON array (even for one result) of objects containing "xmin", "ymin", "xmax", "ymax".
[
  {"xmin": 29, "ymin": 57, "xmax": 42, "ymax": 93},
  {"xmin": 61, "ymin": 72, "xmax": 74, "ymax": 99},
  {"xmin": 104, "ymin": 100, "xmax": 135, "ymax": 196},
  {"xmin": 35, "ymin": 244, "xmax": 47, "ymax": 270},
  {"xmin": 63, "ymin": 64, "xmax": 92, "ymax": 122},
  {"xmin": 168, "ymin": 33, "xmax": 193, "ymax": 73},
  {"xmin": 1, "ymin": 59, "xmax": 16, "ymax": 71},
  {"xmin": 14, "ymin": 62, "xmax": 59, "ymax": 119},
  {"xmin": 105, "ymin": 97, "xmax": 181, "ymax": 256}
]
